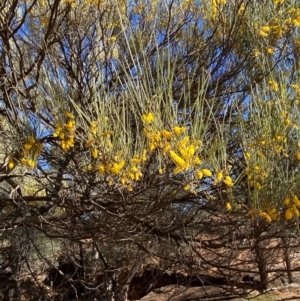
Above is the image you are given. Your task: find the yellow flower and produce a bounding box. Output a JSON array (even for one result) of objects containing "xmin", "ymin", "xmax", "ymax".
[
  {"xmin": 61, "ymin": 140, "xmax": 69, "ymax": 151},
  {"xmin": 170, "ymin": 150, "xmax": 187, "ymax": 168},
  {"xmin": 90, "ymin": 128, "xmax": 97, "ymax": 135},
  {"xmin": 187, "ymin": 144, "xmax": 196, "ymax": 156},
  {"xmin": 27, "ymin": 159, "xmax": 36, "ymax": 168},
  {"xmin": 226, "ymin": 202, "xmax": 232, "ymax": 210},
  {"xmin": 285, "ymin": 208, "xmax": 293, "ymax": 220},
  {"xmin": 142, "ymin": 149, "xmax": 147, "ymax": 161},
  {"xmin": 27, "ymin": 137, "xmax": 35, "ymax": 144},
  {"xmin": 274, "ymin": 0, "xmax": 284, "ymax": 5},
  {"xmin": 259, "ymin": 26, "xmax": 270, "ymax": 37},
  {"xmin": 285, "ymin": 118, "xmax": 291, "ymax": 126},
  {"xmin": 267, "ymin": 208, "xmax": 279, "ymax": 221},
  {"xmin": 150, "ymin": 132, "xmax": 161, "ymax": 143},
  {"xmin": 224, "ymin": 175, "xmax": 234, "ymax": 187},
  {"xmin": 64, "ymin": 111, "xmax": 74, "ymax": 119},
  {"xmin": 162, "ymin": 130, "xmax": 172, "ymax": 139},
  {"xmin": 178, "ymin": 136, "xmax": 189, "ymax": 146},
  {"xmin": 254, "ymin": 182, "xmax": 262, "ymax": 190},
  {"xmin": 202, "ymin": 169, "xmax": 212, "ymax": 177},
  {"xmin": 110, "ymin": 160, "xmax": 126, "ymax": 174},
  {"xmin": 130, "ymin": 166, "xmax": 138, "ymax": 173},
  {"xmin": 259, "ymin": 211, "xmax": 272, "ymax": 223},
  {"xmin": 269, "ymin": 79, "xmax": 279, "ymax": 91},
  {"xmin": 102, "ymin": 131, "xmax": 113, "ymax": 138},
  {"xmin": 292, "ymin": 205, "xmax": 300, "ymax": 217},
  {"xmin": 162, "ymin": 143, "xmax": 171, "ymax": 154},
  {"xmin": 173, "ymin": 126, "xmax": 186, "ymax": 135},
  {"xmin": 248, "ymin": 210, "xmax": 255, "ymax": 218},
  {"xmin": 183, "ymin": 184, "xmax": 190, "ymax": 191},
  {"xmin": 23, "ymin": 143, "xmax": 32, "ymax": 151},
  {"xmin": 193, "ymin": 157, "xmax": 202, "ymax": 165},
  {"xmin": 216, "ymin": 171, "xmax": 223, "ymax": 182},
  {"xmin": 134, "ymin": 171, "xmax": 142, "ymax": 181},
  {"xmin": 121, "ymin": 175, "xmax": 129, "ymax": 185},
  {"xmin": 65, "ymin": 120, "xmax": 75, "ymax": 131},
  {"xmin": 20, "ymin": 158, "xmax": 27, "ymax": 165},
  {"xmin": 106, "ymin": 139, "xmax": 113, "ymax": 148},
  {"xmin": 108, "ymin": 36, "xmax": 117, "ymax": 42},
  {"xmin": 8, "ymin": 158, "xmax": 15, "ymax": 169},
  {"xmin": 91, "ymin": 121, "xmax": 97, "ymax": 128},
  {"xmin": 195, "ymin": 170, "xmax": 203, "ymax": 179},
  {"xmin": 98, "ymin": 165, "xmax": 105, "ymax": 174},
  {"xmin": 245, "ymin": 152, "xmax": 251, "ymax": 159},
  {"xmin": 259, "ymin": 30, "xmax": 268, "ymax": 37},
  {"xmin": 294, "ymin": 19, "xmax": 300, "ymax": 26},
  {"xmin": 66, "ymin": 139, "xmax": 74, "ymax": 148},
  {"xmin": 142, "ymin": 112, "xmax": 155, "ymax": 124},
  {"xmin": 178, "ymin": 146, "xmax": 188, "ymax": 158},
  {"xmin": 284, "ymin": 197, "xmax": 291, "ymax": 206},
  {"xmin": 91, "ymin": 148, "xmax": 98, "ymax": 159},
  {"xmin": 149, "ymin": 143, "xmax": 156, "ymax": 151},
  {"xmin": 131, "ymin": 157, "xmax": 141, "ymax": 164},
  {"xmin": 292, "ymin": 194, "xmax": 300, "ymax": 206},
  {"xmin": 85, "ymin": 138, "xmax": 95, "ymax": 148}
]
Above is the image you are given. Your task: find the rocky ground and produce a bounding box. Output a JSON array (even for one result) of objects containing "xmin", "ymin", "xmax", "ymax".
[{"xmin": 139, "ymin": 284, "xmax": 300, "ymax": 301}]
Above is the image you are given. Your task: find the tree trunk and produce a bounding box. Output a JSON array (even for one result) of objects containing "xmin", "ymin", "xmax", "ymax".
[
  {"xmin": 282, "ymin": 236, "xmax": 293, "ymax": 284},
  {"xmin": 254, "ymin": 239, "xmax": 268, "ymax": 290}
]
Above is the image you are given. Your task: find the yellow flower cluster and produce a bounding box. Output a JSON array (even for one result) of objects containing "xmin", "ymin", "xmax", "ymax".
[
  {"xmin": 143, "ymin": 114, "xmax": 203, "ymax": 175},
  {"xmin": 169, "ymin": 136, "xmax": 199, "ymax": 174},
  {"xmin": 283, "ymin": 195, "xmax": 300, "ymax": 220},
  {"xmin": 226, "ymin": 202, "xmax": 242, "ymax": 211},
  {"xmin": 244, "ymin": 124, "xmax": 293, "ymax": 191},
  {"xmin": 142, "ymin": 112, "xmax": 155, "ymax": 124},
  {"xmin": 53, "ymin": 112, "xmax": 75, "ymax": 151},
  {"xmin": 211, "ymin": 0, "xmax": 227, "ymax": 20},
  {"xmin": 281, "ymin": 110, "xmax": 298, "ymax": 131},
  {"xmin": 8, "ymin": 136, "xmax": 44, "ymax": 170},
  {"xmin": 258, "ymin": 7, "xmax": 300, "ymax": 39},
  {"xmin": 101, "ymin": 151, "xmax": 146, "ymax": 192},
  {"xmin": 213, "ymin": 171, "xmax": 234, "ymax": 187},
  {"xmin": 70, "ymin": 112, "xmax": 231, "ymax": 194},
  {"xmin": 84, "ymin": 119, "xmax": 113, "ymax": 160},
  {"xmin": 80, "ymin": 117, "xmax": 149, "ymax": 191},
  {"xmin": 248, "ymin": 207, "xmax": 279, "ymax": 223},
  {"xmin": 259, "ymin": 26, "xmax": 270, "ymax": 38},
  {"xmin": 268, "ymin": 79, "xmax": 279, "ymax": 91},
  {"xmin": 20, "ymin": 137, "xmax": 43, "ymax": 168},
  {"xmin": 119, "ymin": 156, "xmax": 145, "ymax": 191},
  {"xmin": 141, "ymin": 112, "xmax": 219, "ymax": 194},
  {"xmin": 246, "ymin": 164, "xmax": 268, "ymax": 191}
]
